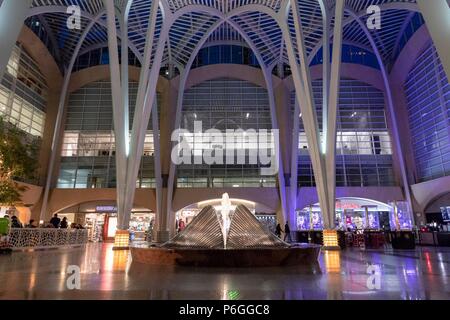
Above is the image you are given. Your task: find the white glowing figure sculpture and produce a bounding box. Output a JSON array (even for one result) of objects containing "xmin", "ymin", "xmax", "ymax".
[{"xmin": 221, "ymin": 193, "xmax": 232, "ymax": 249}]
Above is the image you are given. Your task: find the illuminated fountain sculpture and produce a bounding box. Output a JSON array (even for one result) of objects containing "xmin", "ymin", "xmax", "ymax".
[
  {"xmin": 131, "ymin": 193, "xmax": 320, "ymax": 267},
  {"xmin": 220, "ymin": 193, "xmax": 232, "ymax": 249}
]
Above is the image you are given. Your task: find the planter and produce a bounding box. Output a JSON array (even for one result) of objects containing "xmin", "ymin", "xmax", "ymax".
[
  {"xmin": 419, "ymin": 232, "xmax": 438, "ymax": 246},
  {"xmin": 296, "ymin": 231, "xmax": 310, "ymax": 243},
  {"xmin": 390, "ymin": 231, "xmax": 415, "ymax": 249},
  {"xmin": 437, "ymin": 232, "xmax": 450, "ymax": 247},
  {"xmin": 337, "ymin": 231, "xmax": 346, "ymax": 249},
  {"xmin": 364, "ymin": 231, "xmax": 385, "ymax": 249},
  {"xmin": 309, "ymin": 231, "xmax": 324, "ymax": 245}
]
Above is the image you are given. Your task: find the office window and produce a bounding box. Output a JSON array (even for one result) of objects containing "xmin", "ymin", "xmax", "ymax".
[
  {"xmin": 292, "ymin": 79, "xmax": 394, "ymax": 187},
  {"xmin": 0, "ymin": 44, "xmax": 47, "ymax": 137},
  {"xmin": 177, "ymin": 78, "xmax": 276, "ymax": 188},
  {"xmin": 57, "ymin": 81, "xmax": 159, "ymax": 189}
]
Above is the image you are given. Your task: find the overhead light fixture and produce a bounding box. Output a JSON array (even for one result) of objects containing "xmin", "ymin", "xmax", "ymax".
[{"xmin": 246, "ymin": 113, "xmax": 250, "ymax": 119}]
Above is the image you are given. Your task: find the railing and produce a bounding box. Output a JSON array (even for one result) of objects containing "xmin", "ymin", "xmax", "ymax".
[{"xmin": 8, "ymin": 228, "xmax": 88, "ymax": 249}]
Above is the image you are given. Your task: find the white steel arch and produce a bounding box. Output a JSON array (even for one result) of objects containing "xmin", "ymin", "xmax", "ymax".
[
  {"xmin": 24, "ymin": 1, "xmax": 424, "ymax": 77},
  {"xmin": 39, "ymin": 10, "xmax": 109, "ymax": 222},
  {"xmin": 345, "ymin": 7, "xmax": 415, "ymax": 227},
  {"xmin": 164, "ymin": 17, "xmax": 290, "ymax": 237}
]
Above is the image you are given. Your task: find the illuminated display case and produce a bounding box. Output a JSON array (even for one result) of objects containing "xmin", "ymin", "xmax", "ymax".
[
  {"xmin": 296, "ymin": 208, "xmax": 323, "ymax": 230},
  {"xmin": 441, "ymin": 207, "xmax": 450, "ymax": 222},
  {"xmin": 389, "ymin": 201, "xmax": 413, "ymax": 230}
]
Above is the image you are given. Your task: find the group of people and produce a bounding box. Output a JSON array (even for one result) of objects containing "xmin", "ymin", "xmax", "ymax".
[
  {"xmin": 48, "ymin": 214, "xmax": 84, "ymax": 229},
  {"xmin": 2, "ymin": 215, "xmax": 37, "ymax": 229},
  {"xmin": 48, "ymin": 214, "xmax": 68, "ymax": 228},
  {"xmin": 275, "ymin": 222, "xmax": 292, "ymax": 242},
  {"xmin": 1, "ymin": 213, "xmax": 83, "ymax": 230}
]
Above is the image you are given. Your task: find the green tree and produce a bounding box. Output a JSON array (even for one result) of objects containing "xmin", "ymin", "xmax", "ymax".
[{"xmin": 0, "ymin": 117, "xmax": 39, "ymax": 205}]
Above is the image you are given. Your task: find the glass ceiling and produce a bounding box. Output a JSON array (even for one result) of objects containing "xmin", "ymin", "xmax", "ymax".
[{"xmin": 22, "ymin": 0, "xmax": 421, "ymax": 75}]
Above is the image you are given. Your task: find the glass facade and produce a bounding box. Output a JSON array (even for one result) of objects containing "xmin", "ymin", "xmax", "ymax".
[
  {"xmin": 192, "ymin": 45, "xmax": 259, "ymax": 69},
  {"xmin": 404, "ymin": 43, "xmax": 450, "ymax": 182},
  {"xmin": 57, "ymin": 81, "xmax": 159, "ymax": 189},
  {"xmin": 310, "ymin": 44, "xmax": 380, "ymax": 70},
  {"xmin": 0, "ymin": 44, "xmax": 47, "ymax": 138},
  {"xmin": 294, "ymin": 79, "xmax": 395, "ymax": 187},
  {"xmin": 176, "ymin": 78, "xmax": 276, "ymax": 188},
  {"xmin": 73, "ymin": 47, "xmax": 141, "ymax": 72}
]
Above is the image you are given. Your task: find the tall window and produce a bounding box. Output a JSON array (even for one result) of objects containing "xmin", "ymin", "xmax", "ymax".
[
  {"xmin": 0, "ymin": 44, "xmax": 47, "ymax": 137},
  {"xmin": 57, "ymin": 81, "xmax": 159, "ymax": 189},
  {"xmin": 294, "ymin": 79, "xmax": 395, "ymax": 187},
  {"xmin": 404, "ymin": 43, "xmax": 450, "ymax": 182},
  {"xmin": 176, "ymin": 78, "xmax": 276, "ymax": 188}
]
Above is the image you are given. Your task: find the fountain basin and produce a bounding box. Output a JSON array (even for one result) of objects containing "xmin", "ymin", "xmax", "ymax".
[{"xmin": 130, "ymin": 243, "xmax": 321, "ymax": 267}]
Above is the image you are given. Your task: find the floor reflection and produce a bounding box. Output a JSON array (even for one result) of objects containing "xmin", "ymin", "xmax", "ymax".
[
  {"xmin": 0, "ymin": 243, "xmax": 449, "ymax": 300},
  {"xmin": 323, "ymin": 251, "xmax": 341, "ymax": 274}
]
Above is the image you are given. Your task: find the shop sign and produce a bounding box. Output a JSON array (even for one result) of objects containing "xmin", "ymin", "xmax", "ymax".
[
  {"xmin": 95, "ymin": 206, "xmax": 117, "ymax": 213},
  {"xmin": 336, "ymin": 202, "xmax": 360, "ymax": 210}
]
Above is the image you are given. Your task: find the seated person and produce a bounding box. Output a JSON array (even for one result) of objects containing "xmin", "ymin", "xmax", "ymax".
[
  {"xmin": 10, "ymin": 216, "xmax": 23, "ymax": 228},
  {"xmin": 26, "ymin": 219, "xmax": 37, "ymax": 228}
]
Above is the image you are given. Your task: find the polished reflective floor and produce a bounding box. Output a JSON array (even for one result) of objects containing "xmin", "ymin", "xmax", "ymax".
[{"xmin": 0, "ymin": 243, "xmax": 449, "ymax": 300}]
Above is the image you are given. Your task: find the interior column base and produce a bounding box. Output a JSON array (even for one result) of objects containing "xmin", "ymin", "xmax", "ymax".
[{"xmin": 155, "ymin": 230, "xmax": 170, "ymax": 243}]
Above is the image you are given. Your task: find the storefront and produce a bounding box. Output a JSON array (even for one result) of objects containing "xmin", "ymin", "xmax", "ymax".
[
  {"xmin": 296, "ymin": 198, "xmax": 412, "ymax": 231},
  {"xmin": 57, "ymin": 204, "xmax": 154, "ymax": 242}
]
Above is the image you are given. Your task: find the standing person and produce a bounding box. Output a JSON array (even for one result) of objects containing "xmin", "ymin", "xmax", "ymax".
[
  {"xmin": 0, "ymin": 216, "xmax": 10, "ymax": 234},
  {"xmin": 50, "ymin": 214, "xmax": 61, "ymax": 228},
  {"xmin": 275, "ymin": 223, "xmax": 282, "ymax": 238},
  {"xmin": 60, "ymin": 217, "xmax": 68, "ymax": 229},
  {"xmin": 178, "ymin": 219, "xmax": 186, "ymax": 232},
  {"xmin": 0, "ymin": 216, "xmax": 11, "ymax": 254},
  {"xmin": 284, "ymin": 222, "xmax": 292, "ymax": 242}
]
